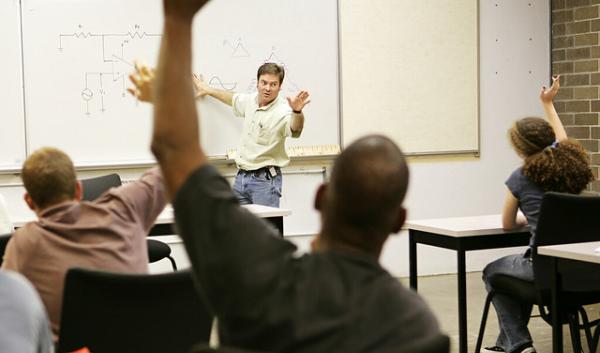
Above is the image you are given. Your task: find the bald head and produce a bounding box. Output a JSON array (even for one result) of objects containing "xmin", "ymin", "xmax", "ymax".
[{"xmin": 320, "ymin": 135, "xmax": 409, "ymax": 252}]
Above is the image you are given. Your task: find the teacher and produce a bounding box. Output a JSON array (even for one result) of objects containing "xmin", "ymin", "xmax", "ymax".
[{"xmin": 129, "ymin": 62, "xmax": 310, "ymax": 207}]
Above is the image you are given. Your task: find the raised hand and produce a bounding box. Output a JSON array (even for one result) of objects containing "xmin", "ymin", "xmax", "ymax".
[
  {"xmin": 540, "ymin": 75, "xmax": 560, "ymax": 103},
  {"xmin": 193, "ymin": 74, "xmax": 211, "ymax": 99},
  {"xmin": 127, "ymin": 61, "xmax": 156, "ymax": 102},
  {"xmin": 286, "ymin": 90, "xmax": 311, "ymax": 113},
  {"xmin": 163, "ymin": 0, "xmax": 211, "ymax": 20}
]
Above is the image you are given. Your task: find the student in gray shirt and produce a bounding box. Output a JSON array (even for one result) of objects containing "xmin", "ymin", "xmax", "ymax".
[{"xmin": 0, "ymin": 271, "xmax": 54, "ymax": 353}]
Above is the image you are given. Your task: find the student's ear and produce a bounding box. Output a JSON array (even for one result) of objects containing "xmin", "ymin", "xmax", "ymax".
[
  {"xmin": 391, "ymin": 207, "xmax": 407, "ymax": 234},
  {"xmin": 310, "ymin": 235, "xmax": 321, "ymax": 252},
  {"xmin": 314, "ymin": 183, "xmax": 328, "ymax": 211},
  {"xmin": 74, "ymin": 181, "xmax": 83, "ymax": 201},
  {"xmin": 24, "ymin": 193, "xmax": 36, "ymax": 211}
]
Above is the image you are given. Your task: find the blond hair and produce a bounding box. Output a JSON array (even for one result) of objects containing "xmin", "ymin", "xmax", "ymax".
[{"xmin": 21, "ymin": 147, "xmax": 77, "ymax": 209}]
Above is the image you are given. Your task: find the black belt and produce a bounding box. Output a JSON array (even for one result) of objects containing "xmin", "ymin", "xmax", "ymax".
[{"xmin": 239, "ymin": 166, "xmax": 280, "ymax": 178}]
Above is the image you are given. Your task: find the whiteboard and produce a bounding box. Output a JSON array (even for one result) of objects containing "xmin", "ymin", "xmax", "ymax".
[
  {"xmin": 340, "ymin": 0, "xmax": 479, "ymax": 155},
  {"xmin": 1, "ymin": 0, "xmax": 26, "ymax": 169},
  {"xmin": 21, "ymin": 0, "xmax": 340, "ymax": 166}
]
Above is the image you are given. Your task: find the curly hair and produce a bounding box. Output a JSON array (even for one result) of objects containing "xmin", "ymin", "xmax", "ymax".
[
  {"xmin": 523, "ymin": 140, "xmax": 593, "ymax": 193},
  {"xmin": 509, "ymin": 117, "xmax": 594, "ymax": 194},
  {"xmin": 509, "ymin": 117, "xmax": 555, "ymax": 158}
]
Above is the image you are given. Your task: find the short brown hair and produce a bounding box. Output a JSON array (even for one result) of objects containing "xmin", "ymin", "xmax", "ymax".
[
  {"xmin": 21, "ymin": 147, "xmax": 77, "ymax": 209},
  {"xmin": 257, "ymin": 63, "xmax": 285, "ymax": 84}
]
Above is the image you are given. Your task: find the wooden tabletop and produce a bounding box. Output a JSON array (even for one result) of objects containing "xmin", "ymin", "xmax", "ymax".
[
  {"xmin": 405, "ymin": 214, "xmax": 529, "ymax": 237},
  {"xmin": 538, "ymin": 241, "xmax": 600, "ymax": 265}
]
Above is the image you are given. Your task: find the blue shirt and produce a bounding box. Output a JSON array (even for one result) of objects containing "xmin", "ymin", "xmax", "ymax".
[{"xmin": 505, "ymin": 168, "xmax": 544, "ymax": 246}]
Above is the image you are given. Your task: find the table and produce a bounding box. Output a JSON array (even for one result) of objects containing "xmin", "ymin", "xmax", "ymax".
[
  {"xmin": 538, "ymin": 241, "xmax": 600, "ymax": 353},
  {"xmin": 406, "ymin": 215, "xmax": 531, "ymax": 353},
  {"xmin": 150, "ymin": 204, "xmax": 291, "ymax": 236},
  {"xmin": 14, "ymin": 204, "xmax": 292, "ymax": 236}
]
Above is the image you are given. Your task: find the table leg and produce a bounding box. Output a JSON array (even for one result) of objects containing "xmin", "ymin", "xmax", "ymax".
[
  {"xmin": 409, "ymin": 230, "xmax": 418, "ymax": 290},
  {"xmin": 458, "ymin": 249, "xmax": 467, "ymax": 353},
  {"xmin": 550, "ymin": 258, "xmax": 563, "ymax": 353},
  {"xmin": 266, "ymin": 216, "xmax": 284, "ymax": 237}
]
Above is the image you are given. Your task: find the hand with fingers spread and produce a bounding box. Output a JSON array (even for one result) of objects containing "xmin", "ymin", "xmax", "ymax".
[
  {"xmin": 193, "ymin": 74, "xmax": 211, "ymax": 99},
  {"xmin": 127, "ymin": 61, "xmax": 156, "ymax": 102},
  {"xmin": 286, "ymin": 90, "xmax": 311, "ymax": 113},
  {"xmin": 540, "ymin": 75, "xmax": 560, "ymax": 103}
]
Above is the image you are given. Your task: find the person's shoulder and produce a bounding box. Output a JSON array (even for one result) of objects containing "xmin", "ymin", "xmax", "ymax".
[
  {"xmin": 506, "ymin": 167, "xmax": 530, "ymax": 187},
  {"xmin": 508, "ymin": 167, "xmax": 525, "ymax": 181},
  {"xmin": 234, "ymin": 92, "xmax": 255, "ymax": 103},
  {"xmin": 376, "ymin": 274, "xmax": 423, "ymax": 301},
  {"xmin": 11, "ymin": 225, "xmax": 38, "ymax": 245},
  {"xmin": 507, "ymin": 166, "xmax": 540, "ymax": 190},
  {"xmin": 371, "ymin": 273, "xmax": 436, "ymax": 316},
  {"xmin": 0, "ymin": 271, "xmax": 38, "ymax": 299}
]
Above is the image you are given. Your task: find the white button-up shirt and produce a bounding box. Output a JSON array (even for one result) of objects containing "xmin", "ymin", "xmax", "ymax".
[{"xmin": 233, "ymin": 93, "xmax": 301, "ymax": 170}]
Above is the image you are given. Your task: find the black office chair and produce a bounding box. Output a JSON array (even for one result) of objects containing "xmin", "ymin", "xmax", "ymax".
[
  {"xmin": 80, "ymin": 174, "xmax": 177, "ymax": 270},
  {"xmin": 0, "ymin": 233, "xmax": 11, "ymax": 267},
  {"xmin": 475, "ymin": 192, "xmax": 600, "ymax": 353},
  {"xmin": 80, "ymin": 174, "xmax": 122, "ymax": 202},
  {"xmin": 147, "ymin": 238, "xmax": 177, "ymax": 270},
  {"xmin": 58, "ymin": 268, "xmax": 212, "ymax": 353}
]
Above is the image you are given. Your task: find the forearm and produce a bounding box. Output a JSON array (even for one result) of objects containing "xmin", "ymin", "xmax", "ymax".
[
  {"xmin": 152, "ymin": 16, "xmax": 206, "ymax": 197},
  {"xmin": 205, "ymin": 88, "xmax": 234, "ymax": 106},
  {"xmin": 542, "ymin": 101, "xmax": 567, "ymax": 141},
  {"xmin": 290, "ymin": 111, "xmax": 304, "ymax": 134}
]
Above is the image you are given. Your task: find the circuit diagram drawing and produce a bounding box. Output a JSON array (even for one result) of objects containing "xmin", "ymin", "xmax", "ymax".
[
  {"xmin": 57, "ymin": 24, "xmax": 160, "ymax": 115},
  {"xmin": 245, "ymin": 47, "xmax": 301, "ymax": 94},
  {"xmin": 223, "ymin": 38, "xmax": 250, "ymax": 58},
  {"xmin": 208, "ymin": 76, "xmax": 237, "ymax": 91}
]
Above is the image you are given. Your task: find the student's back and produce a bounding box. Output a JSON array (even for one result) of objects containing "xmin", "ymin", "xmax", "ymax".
[
  {"xmin": 1, "ymin": 147, "xmax": 167, "ymax": 339},
  {"xmin": 172, "ymin": 141, "xmax": 440, "ymax": 353},
  {"xmin": 177, "ymin": 179, "xmax": 439, "ymax": 352},
  {"xmin": 253, "ymin": 252, "xmax": 438, "ymax": 352}
]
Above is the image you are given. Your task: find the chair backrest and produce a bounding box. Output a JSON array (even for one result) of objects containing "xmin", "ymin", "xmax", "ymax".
[
  {"xmin": 532, "ymin": 192, "xmax": 600, "ymax": 296},
  {"xmin": 80, "ymin": 174, "xmax": 122, "ymax": 201},
  {"xmin": 147, "ymin": 238, "xmax": 172, "ymax": 263},
  {"xmin": 0, "ymin": 233, "xmax": 11, "ymax": 267},
  {"xmin": 58, "ymin": 268, "xmax": 212, "ymax": 353}
]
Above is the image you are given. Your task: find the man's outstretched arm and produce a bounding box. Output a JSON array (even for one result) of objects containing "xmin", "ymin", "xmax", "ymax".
[
  {"xmin": 127, "ymin": 64, "xmax": 234, "ymax": 107},
  {"xmin": 151, "ymin": 0, "xmax": 210, "ymax": 198},
  {"xmin": 193, "ymin": 74, "xmax": 234, "ymax": 106}
]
